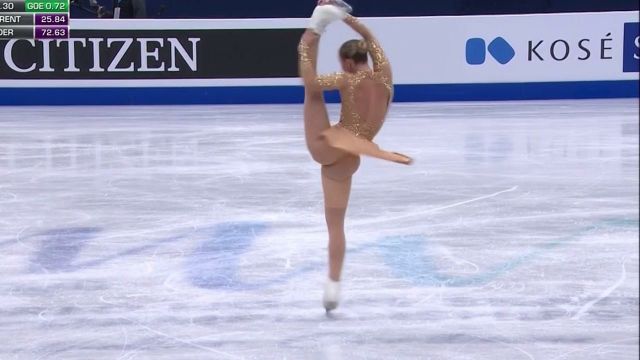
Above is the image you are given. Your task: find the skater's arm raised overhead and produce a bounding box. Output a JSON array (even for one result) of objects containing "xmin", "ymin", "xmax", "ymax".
[{"xmin": 343, "ymin": 15, "xmax": 391, "ymax": 77}]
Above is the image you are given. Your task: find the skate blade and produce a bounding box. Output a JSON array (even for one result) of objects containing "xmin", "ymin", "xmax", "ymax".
[{"xmin": 327, "ymin": 0, "xmax": 352, "ymax": 13}]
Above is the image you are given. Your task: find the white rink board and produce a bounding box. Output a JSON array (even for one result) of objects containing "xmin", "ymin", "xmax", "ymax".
[
  {"xmin": 68, "ymin": 11, "xmax": 640, "ymax": 84},
  {"xmin": 0, "ymin": 11, "xmax": 637, "ymax": 88}
]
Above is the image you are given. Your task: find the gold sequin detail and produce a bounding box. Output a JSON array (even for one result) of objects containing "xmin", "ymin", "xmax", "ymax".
[
  {"xmin": 336, "ymin": 35, "xmax": 394, "ymax": 140},
  {"xmin": 337, "ymin": 70, "xmax": 393, "ymax": 140},
  {"xmin": 297, "ymin": 41, "xmax": 312, "ymax": 64},
  {"xmin": 344, "ymin": 15, "xmax": 360, "ymax": 26},
  {"xmin": 303, "ymin": 17, "xmax": 395, "ymax": 141},
  {"xmin": 367, "ymin": 39, "xmax": 389, "ymax": 71},
  {"xmin": 343, "ymin": 16, "xmax": 390, "ymax": 71},
  {"xmin": 316, "ymin": 72, "xmax": 345, "ymax": 90}
]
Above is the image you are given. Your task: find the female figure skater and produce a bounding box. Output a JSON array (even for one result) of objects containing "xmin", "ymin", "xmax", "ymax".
[{"xmin": 298, "ymin": 1, "xmax": 412, "ymax": 311}]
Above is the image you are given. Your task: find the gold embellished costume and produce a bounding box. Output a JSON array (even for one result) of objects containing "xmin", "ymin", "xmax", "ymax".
[
  {"xmin": 314, "ymin": 38, "xmax": 393, "ymax": 141},
  {"xmin": 297, "ymin": 15, "xmax": 411, "ymax": 165}
]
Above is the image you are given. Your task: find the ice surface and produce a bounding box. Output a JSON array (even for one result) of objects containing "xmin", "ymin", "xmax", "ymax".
[{"xmin": 0, "ymin": 99, "xmax": 638, "ymax": 359}]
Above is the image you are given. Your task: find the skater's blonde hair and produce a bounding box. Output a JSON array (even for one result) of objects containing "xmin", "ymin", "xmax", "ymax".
[{"xmin": 339, "ymin": 40, "xmax": 368, "ymax": 64}]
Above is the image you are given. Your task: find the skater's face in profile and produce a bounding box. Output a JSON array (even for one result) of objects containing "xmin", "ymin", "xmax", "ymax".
[{"xmin": 339, "ymin": 39, "xmax": 368, "ymax": 73}]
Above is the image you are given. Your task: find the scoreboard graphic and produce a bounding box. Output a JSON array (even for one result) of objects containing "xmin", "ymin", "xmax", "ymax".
[{"xmin": 0, "ymin": 0, "xmax": 69, "ymax": 40}]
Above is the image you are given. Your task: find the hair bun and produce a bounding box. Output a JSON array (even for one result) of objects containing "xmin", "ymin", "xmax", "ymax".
[{"xmin": 357, "ymin": 40, "xmax": 368, "ymax": 52}]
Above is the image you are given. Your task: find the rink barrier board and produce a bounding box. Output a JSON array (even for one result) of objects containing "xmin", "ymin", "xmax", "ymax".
[
  {"xmin": 1, "ymin": 13, "xmax": 637, "ymax": 83},
  {"xmin": 0, "ymin": 12, "xmax": 638, "ymax": 104},
  {"xmin": 0, "ymin": 80, "xmax": 636, "ymax": 106}
]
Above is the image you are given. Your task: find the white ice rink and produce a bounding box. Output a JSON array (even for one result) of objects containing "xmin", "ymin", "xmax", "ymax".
[{"xmin": 0, "ymin": 99, "xmax": 638, "ymax": 359}]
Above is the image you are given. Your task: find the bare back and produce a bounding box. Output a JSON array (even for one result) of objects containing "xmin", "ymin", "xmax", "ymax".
[
  {"xmin": 337, "ymin": 31, "xmax": 393, "ymax": 141},
  {"xmin": 338, "ymin": 71, "xmax": 392, "ymax": 141},
  {"xmin": 312, "ymin": 17, "xmax": 394, "ymax": 141}
]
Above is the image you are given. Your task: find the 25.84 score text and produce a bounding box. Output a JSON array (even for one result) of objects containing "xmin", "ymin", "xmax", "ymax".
[{"xmin": 39, "ymin": 14, "xmax": 66, "ymax": 24}]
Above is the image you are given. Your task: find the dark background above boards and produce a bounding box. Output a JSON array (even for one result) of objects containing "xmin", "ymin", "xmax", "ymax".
[{"xmin": 70, "ymin": 0, "xmax": 640, "ymax": 19}]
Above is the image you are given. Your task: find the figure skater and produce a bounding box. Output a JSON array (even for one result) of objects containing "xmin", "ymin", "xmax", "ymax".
[{"xmin": 298, "ymin": 0, "xmax": 412, "ymax": 311}]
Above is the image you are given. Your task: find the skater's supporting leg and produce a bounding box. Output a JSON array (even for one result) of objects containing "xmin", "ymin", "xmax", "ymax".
[{"xmin": 321, "ymin": 155, "xmax": 360, "ymax": 281}]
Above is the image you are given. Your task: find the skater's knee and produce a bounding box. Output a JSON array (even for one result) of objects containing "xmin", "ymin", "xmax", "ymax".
[
  {"xmin": 325, "ymin": 206, "xmax": 347, "ymax": 232},
  {"xmin": 309, "ymin": 144, "xmax": 337, "ymax": 166},
  {"xmin": 310, "ymin": 149, "xmax": 331, "ymax": 165},
  {"xmin": 327, "ymin": 232, "xmax": 346, "ymax": 249},
  {"xmin": 322, "ymin": 155, "xmax": 360, "ymax": 181}
]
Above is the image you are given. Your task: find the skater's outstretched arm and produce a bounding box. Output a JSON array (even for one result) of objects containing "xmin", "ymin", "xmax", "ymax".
[{"xmin": 343, "ymin": 15, "xmax": 392, "ymax": 78}]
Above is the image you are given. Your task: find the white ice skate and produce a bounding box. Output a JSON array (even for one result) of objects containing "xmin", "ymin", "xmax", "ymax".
[
  {"xmin": 323, "ymin": 279, "xmax": 341, "ymax": 312},
  {"xmin": 309, "ymin": 4, "xmax": 349, "ymax": 34}
]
